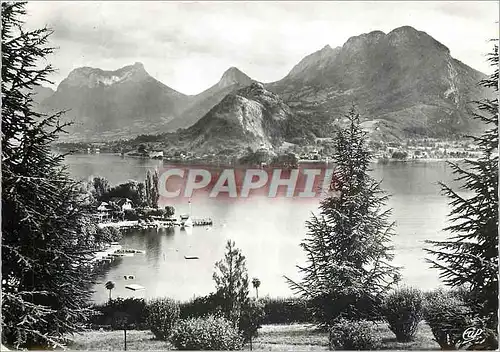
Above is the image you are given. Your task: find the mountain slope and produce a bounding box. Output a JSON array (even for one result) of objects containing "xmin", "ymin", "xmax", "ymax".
[
  {"xmin": 31, "ymin": 85, "xmax": 55, "ymax": 103},
  {"xmin": 267, "ymin": 26, "xmax": 487, "ymax": 140},
  {"xmin": 166, "ymin": 67, "xmax": 254, "ymax": 131},
  {"xmin": 185, "ymin": 82, "xmax": 293, "ymax": 153},
  {"xmin": 42, "ymin": 62, "xmax": 189, "ymax": 141}
]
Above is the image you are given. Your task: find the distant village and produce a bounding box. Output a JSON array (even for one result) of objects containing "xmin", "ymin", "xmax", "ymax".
[{"xmin": 56, "ymin": 136, "xmax": 482, "ymax": 167}]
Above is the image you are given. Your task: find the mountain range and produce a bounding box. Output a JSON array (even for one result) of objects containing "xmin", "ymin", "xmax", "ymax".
[
  {"xmin": 266, "ymin": 26, "xmax": 486, "ymax": 140},
  {"xmin": 37, "ymin": 25, "xmax": 487, "ymax": 145}
]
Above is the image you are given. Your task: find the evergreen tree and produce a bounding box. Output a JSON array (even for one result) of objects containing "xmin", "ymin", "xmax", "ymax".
[
  {"xmin": 137, "ymin": 182, "xmax": 146, "ymax": 207},
  {"xmin": 426, "ymin": 44, "xmax": 498, "ymax": 328},
  {"xmin": 152, "ymin": 170, "xmax": 160, "ymax": 208},
  {"xmin": 91, "ymin": 176, "xmax": 110, "ymax": 202},
  {"xmin": 286, "ymin": 107, "xmax": 400, "ymax": 327},
  {"xmin": 2, "ymin": 3, "xmax": 96, "ymax": 348},
  {"xmin": 213, "ymin": 240, "xmax": 250, "ymax": 326},
  {"xmin": 145, "ymin": 170, "xmax": 152, "ymax": 207}
]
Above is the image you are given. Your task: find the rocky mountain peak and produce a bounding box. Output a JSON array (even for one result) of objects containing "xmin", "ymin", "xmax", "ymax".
[
  {"xmin": 320, "ymin": 44, "xmax": 333, "ymax": 52},
  {"xmin": 342, "ymin": 30, "xmax": 386, "ymax": 52},
  {"xmin": 387, "ymin": 26, "xmax": 450, "ymax": 54},
  {"xmin": 219, "ymin": 67, "xmax": 252, "ymax": 88},
  {"xmin": 61, "ymin": 62, "xmax": 150, "ymax": 89},
  {"xmin": 285, "ymin": 44, "xmax": 341, "ymax": 81}
]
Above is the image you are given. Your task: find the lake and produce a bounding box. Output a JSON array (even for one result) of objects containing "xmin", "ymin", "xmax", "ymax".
[{"xmin": 63, "ymin": 153, "xmax": 463, "ymax": 303}]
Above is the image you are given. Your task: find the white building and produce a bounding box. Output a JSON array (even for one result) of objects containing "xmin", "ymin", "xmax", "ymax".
[{"xmin": 149, "ymin": 150, "xmax": 164, "ymax": 159}]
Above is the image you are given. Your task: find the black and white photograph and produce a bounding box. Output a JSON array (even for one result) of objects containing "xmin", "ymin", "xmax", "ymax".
[{"xmin": 1, "ymin": 1, "xmax": 499, "ymax": 350}]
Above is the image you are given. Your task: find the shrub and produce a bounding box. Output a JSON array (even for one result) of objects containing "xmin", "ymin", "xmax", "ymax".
[
  {"xmin": 108, "ymin": 227, "xmax": 122, "ymax": 242},
  {"xmin": 309, "ymin": 292, "xmax": 382, "ymax": 327},
  {"xmin": 382, "ymin": 287, "xmax": 424, "ymax": 342},
  {"xmin": 170, "ymin": 315, "xmax": 243, "ymax": 350},
  {"xmin": 329, "ymin": 318, "xmax": 381, "ymax": 350},
  {"xmin": 423, "ymin": 289, "xmax": 472, "ymax": 349},
  {"xmin": 261, "ymin": 297, "xmax": 311, "ymax": 324},
  {"xmin": 179, "ymin": 293, "xmax": 224, "ymax": 319},
  {"xmin": 146, "ymin": 298, "xmax": 180, "ymax": 340},
  {"xmin": 89, "ymin": 298, "xmax": 148, "ymax": 330},
  {"xmin": 239, "ymin": 299, "xmax": 265, "ymax": 344},
  {"xmin": 124, "ymin": 209, "xmax": 139, "ymax": 221}
]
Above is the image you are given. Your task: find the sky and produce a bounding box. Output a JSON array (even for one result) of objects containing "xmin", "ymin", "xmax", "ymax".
[{"xmin": 25, "ymin": 1, "xmax": 499, "ymax": 95}]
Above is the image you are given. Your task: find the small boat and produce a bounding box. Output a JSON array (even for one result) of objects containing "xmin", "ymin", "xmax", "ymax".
[
  {"xmin": 184, "ymin": 255, "xmax": 199, "ymax": 260},
  {"xmin": 125, "ymin": 284, "xmax": 145, "ymax": 291},
  {"xmin": 124, "ymin": 275, "xmax": 135, "ymax": 280},
  {"xmin": 180, "ymin": 215, "xmax": 193, "ymax": 228}
]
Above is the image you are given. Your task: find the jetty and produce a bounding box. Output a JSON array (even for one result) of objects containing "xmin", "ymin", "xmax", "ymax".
[
  {"xmin": 192, "ymin": 218, "xmax": 213, "ymax": 226},
  {"xmin": 98, "ymin": 218, "xmax": 213, "ymax": 230},
  {"xmin": 89, "ymin": 243, "xmax": 144, "ymax": 271},
  {"xmin": 90, "ymin": 243, "xmax": 123, "ymax": 264}
]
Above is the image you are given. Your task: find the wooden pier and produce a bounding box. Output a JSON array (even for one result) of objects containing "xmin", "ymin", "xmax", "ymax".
[
  {"xmin": 89, "ymin": 243, "xmax": 144, "ymax": 272},
  {"xmin": 98, "ymin": 218, "xmax": 213, "ymax": 230},
  {"xmin": 192, "ymin": 218, "xmax": 213, "ymax": 226}
]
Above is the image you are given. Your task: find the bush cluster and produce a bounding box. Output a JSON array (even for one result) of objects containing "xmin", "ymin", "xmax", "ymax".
[
  {"xmin": 261, "ymin": 297, "xmax": 312, "ymax": 324},
  {"xmin": 329, "ymin": 318, "xmax": 381, "ymax": 350},
  {"xmin": 89, "ymin": 298, "xmax": 147, "ymax": 330},
  {"xmin": 239, "ymin": 299, "xmax": 265, "ymax": 343},
  {"xmin": 179, "ymin": 293, "xmax": 224, "ymax": 319},
  {"xmin": 422, "ymin": 289, "xmax": 473, "ymax": 349},
  {"xmin": 381, "ymin": 287, "xmax": 424, "ymax": 342},
  {"xmin": 146, "ymin": 298, "xmax": 180, "ymax": 340},
  {"xmin": 124, "ymin": 209, "xmax": 139, "ymax": 221},
  {"xmin": 170, "ymin": 315, "xmax": 243, "ymax": 350}
]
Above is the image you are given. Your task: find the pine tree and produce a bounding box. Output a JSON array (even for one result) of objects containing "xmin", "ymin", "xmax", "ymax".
[
  {"xmin": 213, "ymin": 240, "xmax": 250, "ymax": 326},
  {"xmin": 426, "ymin": 44, "xmax": 498, "ymax": 328},
  {"xmin": 2, "ymin": 2, "xmax": 96, "ymax": 348},
  {"xmin": 286, "ymin": 107, "xmax": 400, "ymax": 327},
  {"xmin": 152, "ymin": 170, "xmax": 160, "ymax": 208},
  {"xmin": 145, "ymin": 170, "xmax": 152, "ymax": 207}
]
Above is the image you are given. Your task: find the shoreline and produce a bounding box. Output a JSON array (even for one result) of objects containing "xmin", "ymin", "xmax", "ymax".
[{"xmin": 65, "ymin": 152, "xmax": 477, "ymax": 165}]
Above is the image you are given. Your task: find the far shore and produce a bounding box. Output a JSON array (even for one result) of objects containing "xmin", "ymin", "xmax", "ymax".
[{"xmin": 63, "ymin": 151, "xmax": 477, "ymax": 165}]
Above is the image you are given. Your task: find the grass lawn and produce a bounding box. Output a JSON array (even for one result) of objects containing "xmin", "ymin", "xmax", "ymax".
[
  {"xmin": 68, "ymin": 330, "xmax": 172, "ymax": 351},
  {"xmin": 68, "ymin": 322, "xmax": 439, "ymax": 350}
]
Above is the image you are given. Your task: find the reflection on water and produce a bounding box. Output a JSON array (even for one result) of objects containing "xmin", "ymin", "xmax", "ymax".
[{"xmin": 63, "ymin": 154, "xmax": 466, "ymax": 303}]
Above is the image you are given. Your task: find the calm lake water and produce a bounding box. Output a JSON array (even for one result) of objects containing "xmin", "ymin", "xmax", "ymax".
[{"xmin": 63, "ymin": 153, "xmax": 464, "ymax": 303}]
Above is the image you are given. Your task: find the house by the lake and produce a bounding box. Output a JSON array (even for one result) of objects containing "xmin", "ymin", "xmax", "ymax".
[
  {"xmin": 149, "ymin": 150, "xmax": 164, "ymax": 159},
  {"xmin": 110, "ymin": 197, "xmax": 133, "ymax": 211},
  {"xmin": 96, "ymin": 202, "xmax": 112, "ymax": 221}
]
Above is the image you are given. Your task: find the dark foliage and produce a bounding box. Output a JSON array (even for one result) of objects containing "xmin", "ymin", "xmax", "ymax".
[
  {"xmin": 89, "ymin": 298, "xmax": 148, "ymax": 330},
  {"xmin": 422, "ymin": 289, "xmax": 473, "ymax": 349},
  {"xmin": 285, "ymin": 107, "xmax": 400, "ymax": 328},
  {"xmin": 260, "ymin": 297, "xmax": 312, "ymax": 324},
  {"xmin": 170, "ymin": 315, "xmax": 243, "ymax": 350},
  {"xmin": 2, "ymin": 2, "xmax": 96, "ymax": 348},
  {"xmin": 381, "ymin": 287, "xmax": 424, "ymax": 342},
  {"xmin": 146, "ymin": 298, "xmax": 180, "ymax": 340},
  {"xmin": 239, "ymin": 298, "xmax": 265, "ymax": 345},
  {"xmin": 328, "ymin": 318, "xmax": 382, "ymax": 350},
  {"xmin": 425, "ymin": 44, "xmax": 499, "ymax": 329},
  {"xmin": 213, "ymin": 240, "xmax": 250, "ymax": 325},
  {"xmin": 179, "ymin": 292, "xmax": 225, "ymax": 319}
]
